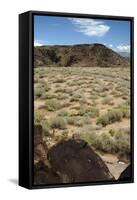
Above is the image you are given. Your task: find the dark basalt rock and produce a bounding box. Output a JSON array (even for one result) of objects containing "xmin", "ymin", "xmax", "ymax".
[
  {"xmin": 47, "ymin": 139, "xmax": 114, "ymax": 183},
  {"xmin": 34, "ymin": 125, "xmax": 48, "ymax": 162},
  {"xmin": 119, "ymin": 165, "xmax": 131, "ymax": 180},
  {"xmin": 34, "ymin": 161, "xmax": 61, "ymax": 185},
  {"xmin": 34, "ymin": 43, "xmax": 129, "ymax": 68}
]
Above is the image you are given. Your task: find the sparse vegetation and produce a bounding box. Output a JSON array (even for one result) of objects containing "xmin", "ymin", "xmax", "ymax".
[
  {"xmin": 78, "ymin": 106, "xmax": 99, "ymax": 117},
  {"xmin": 34, "ymin": 66, "xmax": 130, "ymax": 160},
  {"xmin": 45, "ymin": 99, "xmax": 61, "ymax": 111},
  {"xmin": 97, "ymin": 109, "xmax": 123, "ymax": 126},
  {"xmin": 50, "ymin": 117, "xmax": 67, "ymax": 130},
  {"xmin": 80, "ymin": 129, "xmax": 130, "ymax": 156}
]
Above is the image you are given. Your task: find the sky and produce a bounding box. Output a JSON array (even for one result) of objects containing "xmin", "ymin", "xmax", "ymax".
[{"xmin": 34, "ymin": 15, "xmax": 131, "ymax": 53}]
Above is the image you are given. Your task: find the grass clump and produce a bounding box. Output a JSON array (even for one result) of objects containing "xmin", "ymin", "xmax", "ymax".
[
  {"xmin": 45, "ymin": 99, "xmax": 61, "ymax": 111},
  {"xmin": 117, "ymin": 104, "xmax": 130, "ymax": 118},
  {"xmin": 54, "ymin": 78, "xmax": 65, "ymax": 83},
  {"xmin": 58, "ymin": 110, "xmax": 69, "ymax": 117},
  {"xmin": 34, "ymin": 82, "xmax": 50, "ymax": 99},
  {"xmin": 66, "ymin": 116, "xmax": 77, "ymax": 125},
  {"xmin": 80, "ymin": 129, "xmax": 130, "ymax": 156},
  {"xmin": 34, "ymin": 112, "xmax": 43, "ymax": 124},
  {"xmin": 75, "ymin": 117, "xmax": 91, "ymax": 127},
  {"xmin": 70, "ymin": 93, "xmax": 82, "ymax": 102},
  {"xmin": 50, "ymin": 117, "xmax": 67, "ymax": 130},
  {"xmin": 97, "ymin": 109, "xmax": 123, "ymax": 126},
  {"xmin": 78, "ymin": 106, "xmax": 99, "ymax": 118}
]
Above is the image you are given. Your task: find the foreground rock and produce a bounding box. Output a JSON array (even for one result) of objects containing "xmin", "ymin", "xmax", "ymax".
[
  {"xmin": 48, "ymin": 139, "xmax": 114, "ymax": 183},
  {"xmin": 34, "ymin": 125, "xmax": 48, "ymax": 162},
  {"xmin": 34, "ymin": 161, "xmax": 61, "ymax": 185},
  {"xmin": 119, "ymin": 165, "xmax": 131, "ymax": 180}
]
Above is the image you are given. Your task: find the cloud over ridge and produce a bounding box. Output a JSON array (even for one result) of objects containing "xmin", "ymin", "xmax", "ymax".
[{"xmin": 69, "ymin": 18, "xmax": 110, "ymax": 37}]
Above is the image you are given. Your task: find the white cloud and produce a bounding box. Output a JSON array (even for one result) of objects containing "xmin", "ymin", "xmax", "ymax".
[
  {"xmin": 109, "ymin": 44, "xmax": 113, "ymax": 48},
  {"xmin": 69, "ymin": 18, "xmax": 110, "ymax": 37},
  {"xmin": 34, "ymin": 40, "xmax": 51, "ymax": 46},
  {"xmin": 34, "ymin": 41, "xmax": 44, "ymax": 46},
  {"xmin": 116, "ymin": 44, "xmax": 130, "ymax": 52}
]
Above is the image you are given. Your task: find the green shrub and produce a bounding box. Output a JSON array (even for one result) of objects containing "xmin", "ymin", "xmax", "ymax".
[
  {"xmin": 58, "ymin": 110, "xmax": 69, "ymax": 117},
  {"xmin": 78, "ymin": 106, "xmax": 99, "ymax": 118},
  {"xmin": 34, "ymin": 82, "xmax": 50, "ymax": 99},
  {"xmin": 80, "ymin": 129, "xmax": 130, "ymax": 156},
  {"xmin": 118, "ymin": 104, "xmax": 130, "ymax": 118},
  {"xmin": 34, "ymin": 112, "xmax": 43, "ymax": 124},
  {"xmin": 45, "ymin": 99, "xmax": 61, "ymax": 111},
  {"xmin": 97, "ymin": 109, "xmax": 123, "ymax": 126},
  {"xmin": 95, "ymin": 133, "xmax": 115, "ymax": 153},
  {"xmin": 70, "ymin": 93, "xmax": 82, "ymax": 102},
  {"xmin": 113, "ymin": 130, "xmax": 130, "ymax": 155},
  {"xmin": 66, "ymin": 116, "xmax": 77, "ymax": 125},
  {"xmin": 62, "ymin": 130, "xmax": 69, "ymax": 139},
  {"xmin": 50, "ymin": 117, "xmax": 67, "ymax": 130},
  {"xmin": 75, "ymin": 117, "xmax": 91, "ymax": 127},
  {"xmin": 57, "ymin": 94, "xmax": 69, "ymax": 100},
  {"xmin": 80, "ymin": 132, "xmax": 98, "ymax": 147},
  {"xmin": 54, "ymin": 78, "xmax": 65, "ymax": 83}
]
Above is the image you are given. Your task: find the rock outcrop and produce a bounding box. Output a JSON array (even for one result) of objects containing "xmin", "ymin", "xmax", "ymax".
[
  {"xmin": 119, "ymin": 165, "xmax": 131, "ymax": 180},
  {"xmin": 34, "ymin": 161, "xmax": 61, "ymax": 185},
  {"xmin": 47, "ymin": 139, "xmax": 114, "ymax": 183},
  {"xmin": 34, "ymin": 43, "xmax": 129, "ymax": 68},
  {"xmin": 34, "ymin": 125, "xmax": 48, "ymax": 162}
]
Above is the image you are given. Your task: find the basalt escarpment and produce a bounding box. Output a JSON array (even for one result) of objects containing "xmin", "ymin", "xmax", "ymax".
[{"xmin": 34, "ymin": 43, "xmax": 129, "ymax": 68}]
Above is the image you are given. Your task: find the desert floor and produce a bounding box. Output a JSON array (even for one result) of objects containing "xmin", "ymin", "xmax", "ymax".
[{"xmin": 34, "ymin": 67, "xmax": 130, "ymax": 179}]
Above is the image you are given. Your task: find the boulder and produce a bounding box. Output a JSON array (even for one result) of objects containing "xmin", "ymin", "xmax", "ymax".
[
  {"xmin": 34, "ymin": 161, "xmax": 61, "ymax": 185},
  {"xmin": 47, "ymin": 139, "xmax": 114, "ymax": 183},
  {"xmin": 119, "ymin": 165, "xmax": 131, "ymax": 180},
  {"xmin": 34, "ymin": 125, "xmax": 48, "ymax": 162}
]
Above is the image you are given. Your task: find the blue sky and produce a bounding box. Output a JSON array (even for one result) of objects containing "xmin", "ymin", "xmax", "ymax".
[{"xmin": 34, "ymin": 15, "xmax": 131, "ymax": 52}]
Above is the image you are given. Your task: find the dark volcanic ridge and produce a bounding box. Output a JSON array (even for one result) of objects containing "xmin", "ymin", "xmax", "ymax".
[{"xmin": 34, "ymin": 43, "xmax": 129, "ymax": 68}]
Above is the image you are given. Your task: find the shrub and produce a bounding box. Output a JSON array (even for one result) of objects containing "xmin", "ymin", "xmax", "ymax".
[
  {"xmin": 54, "ymin": 78, "xmax": 65, "ymax": 83},
  {"xmin": 45, "ymin": 99, "xmax": 61, "ymax": 111},
  {"xmin": 41, "ymin": 93, "xmax": 57, "ymax": 100},
  {"xmin": 75, "ymin": 117, "xmax": 91, "ymax": 127},
  {"xmin": 80, "ymin": 132, "xmax": 98, "ymax": 147},
  {"xmin": 118, "ymin": 104, "xmax": 130, "ymax": 118},
  {"xmin": 78, "ymin": 106, "xmax": 99, "ymax": 118},
  {"xmin": 34, "ymin": 112, "xmax": 43, "ymax": 124},
  {"xmin": 34, "ymin": 82, "xmax": 50, "ymax": 99},
  {"xmin": 97, "ymin": 109, "xmax": 123, "ymax": 126},
  {"xmin": 58, "ymin": 110, "xmax": 69, "ymax": 117},
  {"xmin": 113, "ymin": 129, "xmax": 130, "ymax": 155},
  {"xmin": 50, "ymin": 117, "xmax": 67, "ymax": 130},
  {"xmin": 80, "ymin": 129, "xmax": 130, "ymax": 156},
  {"xmin": 62, "ymin": 130, "xmax": 69, "ymax": 139},
  {"xmin": 95, "ymin": 133, "xmax": 115, "ymax": 153},
  {"xmin": 70, "ymin": 93, "xmax": 82, "ymax": 102},
  {"xmin": 66, "ymin": 116, "xmax": 77, "ymax": 125},
  {"xmin": 57, "ymin": 94, "xmax": 69, "ymax": 100}
]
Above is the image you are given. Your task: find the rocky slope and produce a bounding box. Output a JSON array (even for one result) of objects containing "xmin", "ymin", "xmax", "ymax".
[{"xmin": 34, "ymin": 43, "xmax": 129, "ymax": 68}]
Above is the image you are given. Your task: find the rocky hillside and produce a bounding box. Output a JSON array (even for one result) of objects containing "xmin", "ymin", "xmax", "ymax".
[{"xmin": 34, "ymin": 43, "xmax": 129, "ymax": 68}]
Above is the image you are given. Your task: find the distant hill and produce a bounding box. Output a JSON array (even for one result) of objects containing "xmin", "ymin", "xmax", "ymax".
[
  {"xmin": 34, "ymin": 43, "xmax": 129, "ymax": 68},
  {"xmin": 117, "ymin": 52, "xmax": 130, "ymax": 59}
]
